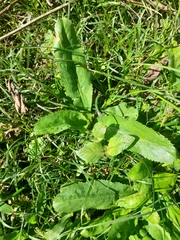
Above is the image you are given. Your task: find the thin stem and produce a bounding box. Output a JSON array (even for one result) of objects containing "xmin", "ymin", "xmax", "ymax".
[{"xmin": 0, "ymin": 3, "xmax": 69, "ymax": 41}]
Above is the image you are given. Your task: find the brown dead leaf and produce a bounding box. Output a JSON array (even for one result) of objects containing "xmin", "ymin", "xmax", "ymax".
[
  {"xmin": 149, "ymin": 1, "xmax": 177, "ymax": 15},
  {"xmin": 126, "ymin": 0, "xmax": 177, "ymax": 15},
  {"xmin": 7, "ymin": 80, "xmax": 28, "ymax": 114},
  {"xmin": 145, "ymin": 65, "xmax": 161, "ymax": 82},
  {"xmin": 144, "ymin": 57, "xmax": 168, "ymax": 84},
  {"xmin": 160, "ymin": 56, "xmax": 168, "ymax": 66}
]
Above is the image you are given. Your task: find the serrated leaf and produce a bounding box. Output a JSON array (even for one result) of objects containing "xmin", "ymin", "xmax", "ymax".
[
  {"xmin": 147, "ymin": 212, "xmax": 160, "ymax": 225},
  {"xmin": 34, "ymin": 110, "xmax": 88, "ymax": 135},
  {"xmin": 153, "ymin": 173, "xmax": 177, "ymax": 193},
  {"xmin": 54, "ymin": 18, "xmax": 92, "ymax": 111},
  {"xmin": 106, "ymin": 133, "xmax": 135, "ymax": 156},
  {"xmin": 53, "ymin": 180, "xmax": 131, "ymax": 213},
  {"xmin": 99, "ymin": 115, "xmax": 176, "ymax": 164},
  {"xmin": 76, "ymin": 142, "xmax": 104, "ymax": 163}
]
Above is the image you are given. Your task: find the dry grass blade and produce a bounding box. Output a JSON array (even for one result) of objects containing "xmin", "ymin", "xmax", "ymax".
[
  {"xmin": 126, "ymin": 0, "xmax": 177, "ymax": 15},
  {"xmin": 0, "ymin": 0, "xmax": 19, "ymax": 15},
  {"xmin": 7, "ymin": 81, "xmax": 28, "ymax": 114},
  {"xmin": 0, "ymin": 2, "xmax": 69, "ymax": 41},
  {"xmin": 149, "ymin": 0, "xmax": 177, "ymax": 15}
]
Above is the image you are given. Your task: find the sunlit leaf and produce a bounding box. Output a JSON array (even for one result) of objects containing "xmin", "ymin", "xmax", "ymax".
[
  {"xmin": 99, "ymin": 115, "xmax": 177, "ymax": 164},
  {"xmin": 92, "ymin": 122, "xmax": 107, "ymax": 141},
  {"xmin": 106, "ymin": 133, "xmax": 135, "ymax": 156},
  {"xmin": 0, "ymin": 202, "xmax": 13, "ymax": 215},
  {"xmin": 34, "ymin": 110, "xmax": 88, "ymax": 135},
  {"xmin": 166, "ymin": 205, "xmax": 180, "ymax": 232},
  {"xmin": 76, "ymin": 142, "xmax": 104, "ymax": 163},
  {"xmin": 104, "ymin": 102, "xmax": 138, "ymax": 119},
  {"xmin": 127, "ymin": 159, "xmax": 152, "ymax": 181},
  {"xmin": 153, "ymin": 173, "xmax": 177, "ymax": 193},
  {"xmin": 115, "ymin": 183, "xmax": 151, "ymax": 210},
  {"xmin": 141, "ymin": 207, "xmax": 160, "ymax": 224},
  {"xmin": 53, "ymin": 180, "xmax": 131, "ymax": 213},
  {"xmin": 146, "ymin": 222, "xmax": 171, "ymax": 240}
]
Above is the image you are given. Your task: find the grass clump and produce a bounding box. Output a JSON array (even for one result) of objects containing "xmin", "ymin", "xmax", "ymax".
[{"xmin": 0, "ymin": 0, "xmax": 180, "ymax": 239}]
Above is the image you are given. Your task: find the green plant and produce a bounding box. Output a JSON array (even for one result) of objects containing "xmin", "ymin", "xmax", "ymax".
[
  {"xmin": 1, "ymin": 1, "xmax": 180, "ymax": 239},
  {"xmin": 32, "ymin": 17, "xmax": 180, "ymax": 239}
]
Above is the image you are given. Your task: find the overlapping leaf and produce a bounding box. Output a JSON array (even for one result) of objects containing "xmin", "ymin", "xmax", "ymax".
[{"xmin": 99, "ymin": 115, "xmax": 177, "ymax": 164}]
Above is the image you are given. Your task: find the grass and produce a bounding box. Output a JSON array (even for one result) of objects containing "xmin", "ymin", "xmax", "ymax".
[{"xmin": 0, "ymin": 0, "xmax": 180, "ymax": 239}]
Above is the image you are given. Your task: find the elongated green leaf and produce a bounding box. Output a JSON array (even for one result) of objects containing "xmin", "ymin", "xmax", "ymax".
[
  {"xmin": 75, "ymin": 142, "xmax": 104, "ymax": 163},
  {"xmin": 34, "ymin": 110, "xmax": 88, "ymax": 135},
  {"xmin": 53, "ymin": 180, "xmax": 131, "ymax": 213},
  {"xmin": 54, "ymin": 18, "xmax": 92, "ymax": 110},
  {"xmin": 99, "ymin": 115, "xmax": 176, "ymax": 164},
  {"xmin": 54, "ymin": 18, "xmax": 79, "ymax": 100}
]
